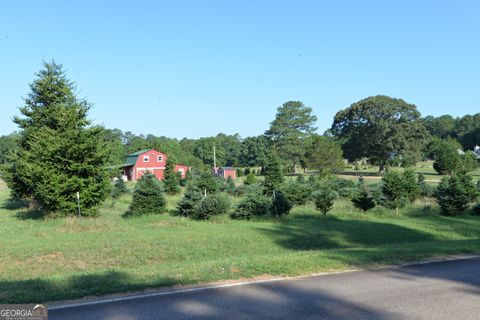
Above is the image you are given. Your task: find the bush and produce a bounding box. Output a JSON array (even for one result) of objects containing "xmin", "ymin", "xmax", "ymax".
[
  {"xmin": 280, "ymin": 180, "xmax": 311, "ymax": 205},
  {"xmin": 177, "ymin": 184, "xmax": 204, "ymax": 217},
  {"xmin": 111, "ymin": 176, "xmax": 129, "ymax": 199},
  {"xmin": 435, "ymin": 174, "xmax": 479, "ymax": 216},
  {"xmin": 231, "ymin": 191, "xmax": 272, "ymax": 220},
  {"xmin": 244, "ymin": 173, "xmax": 257, "ymax": 185},
  {"xmin": 126, "ymin": 174, "xmax": 166, "ymax": 216},
  {"xmin": 418, "ymin": 173, "xmax": 434, "ymax": 198},
  {"xmin": 311, "ymin": 187, "xmax": 337, "ymax": 215},
  {"xmin": 351, "ymin": 177, "xmax": 375, "ymax": 212},
  {"xmin": 271, "ymin": 191, "xmax": 292, "ymax": 217},
  {"xmin": 193, "ymin": 194, "xmax": 230, "ymax": 220}
]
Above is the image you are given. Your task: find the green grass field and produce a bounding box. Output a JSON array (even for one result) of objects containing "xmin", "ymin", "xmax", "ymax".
[{"xmin": 0, "ymin": 182, "xmax": 479, "ymax": 304}]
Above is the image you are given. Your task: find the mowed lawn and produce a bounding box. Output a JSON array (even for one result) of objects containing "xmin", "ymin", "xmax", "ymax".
[{"xmin": 0, "ymin": 183, "xmax": 479, "ymax": 304}]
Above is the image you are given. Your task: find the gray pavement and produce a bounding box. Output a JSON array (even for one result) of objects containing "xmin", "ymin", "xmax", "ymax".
[{"xmin": 49, "ymin": 256, "xmax": 480, "ymax": 319}]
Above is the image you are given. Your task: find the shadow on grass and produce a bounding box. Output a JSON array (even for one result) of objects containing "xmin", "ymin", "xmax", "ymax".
[
  {"xmin": 0, "ymin": 270, "xmax": 178, "ymax": 304},
  {"xmin": 258, "ymin": 214, "xmax": 436, "ymax": 251},
  {"xmin": 1, "ymin": 198, "xmax": 30, "ymax": 210}
]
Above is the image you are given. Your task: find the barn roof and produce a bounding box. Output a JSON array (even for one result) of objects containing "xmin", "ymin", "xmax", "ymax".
[{"xmin": 122, "ymin": 149, "xmax": 152, "ymax": 167}]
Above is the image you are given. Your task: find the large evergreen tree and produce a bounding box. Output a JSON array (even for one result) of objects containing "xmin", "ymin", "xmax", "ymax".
[
  {"xmin": 265, "ymin": 101, "xmax": 317, "ymax": 172},
  {"xmin": 126, "ymin": 174, "xmax": 167, "ymax": 216},
  {"xmin": 2, "ymin": 61, "xmax": 110, "ymax": 216}
]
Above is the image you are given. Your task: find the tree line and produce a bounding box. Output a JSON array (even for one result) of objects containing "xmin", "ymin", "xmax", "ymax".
[{"xmin": 1, "ymin": 60, "xmax": 480, "ymax": 216}]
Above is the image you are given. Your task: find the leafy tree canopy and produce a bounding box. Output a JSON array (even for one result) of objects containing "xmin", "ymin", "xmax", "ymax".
[{"xmin": 332, "ymin": 95, "xmax": 428, "ymax": 171}]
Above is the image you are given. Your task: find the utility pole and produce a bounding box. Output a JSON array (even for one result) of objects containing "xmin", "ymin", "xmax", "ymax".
[{"xmin": 213, "ymin": 143, "xmax": 217, "ymax": 170}]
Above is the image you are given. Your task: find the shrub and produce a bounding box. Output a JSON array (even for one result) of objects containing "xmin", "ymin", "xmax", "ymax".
[
  {"xmin": 244, "ymin": 173, "xmax": 257, "ymax": 185},
  {"xmin": 177, "ymin": 184, "xmax": 204, "ymax": 217},
  {"xmin": 193, "ymin": 194, "xmax": 230, "ymax": 220},
  {"xmin": 271, "ymin": 191, "xmax": 292, "ymax": 218},
  {"xmin": 126, "ymin": 174, "xmax": 166, "ymax": 216},
  {"xmin": 296, "ymin": 174, "xmax": 305, "ymax": 183},
  {"xmin": 111, "ymin": 176, "xmax": 129, "ymax": 199},
  {"xmin": 435, "ymin": 174, "xmax": 479, "ymax": 216},
  {"xmin": 231, "ymin": 191, "xmax": 271, "ymax": 220},
  {"xmin": 351, "ymin": 177, "xmax": 375, "ymax": 212},
  {"xmin": 311, "ymin": 187, "xmax": 337, "ymax": 215},
  {"xmin": 281, "ymin": 180, "xmax": 311, "ymax": 205},
  {"xmin": 236, "ymin": 168, "xmax": 244, "ymax": 178}
]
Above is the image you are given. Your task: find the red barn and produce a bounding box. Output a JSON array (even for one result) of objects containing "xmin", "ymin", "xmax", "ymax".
[
  {"xmin": 121, "ymin": 149, "xmax": 189, "ymax": 181},
  {"xmin": 213, "ymin": 167, "xmax": 237, "ymax": 179}
]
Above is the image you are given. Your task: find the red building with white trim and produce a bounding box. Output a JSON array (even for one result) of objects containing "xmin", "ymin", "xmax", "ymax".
[
  {"xmin": 121, "ymin": 149, "xmax": 189, "ymax": 181},
  {"xmin": 213, "ymin": 167, "xmax": 237, "ymax": 179}
]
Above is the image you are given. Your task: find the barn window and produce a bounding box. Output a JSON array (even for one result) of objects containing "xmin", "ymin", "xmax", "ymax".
[
  {"xmin": 143, "ymin": 156, "xmax": 149, "ymax": 162},
  {"xmin": 178, "ymin": 168, "xmax": 185, "ymax": 174},
  {"xmin": 157, "ymin": 156, "xmax": 163, "ymax": 162}
]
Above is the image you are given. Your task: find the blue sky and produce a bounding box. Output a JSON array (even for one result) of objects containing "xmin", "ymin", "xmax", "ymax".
[{"xmin": 1, "ymin": 1, "xmax": 479, "ymax": 138}]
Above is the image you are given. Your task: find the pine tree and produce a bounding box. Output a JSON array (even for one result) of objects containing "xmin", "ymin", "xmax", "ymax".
[
  {"xmin": 351, "ymin": 176, "xmax": 375, "ymax": 212},
  {"xmin": 126, "ymin": 174, "xmax": 166, "ymax": 216},
  {"xmin": 225, "ymin": 176, "xmax": 236, "ymax": 194},
  {"xmin": 163, "ymin": 161, "xmax": 180, "ymax": 195},
  {"xmin": 244, "ymin": 173, "xmax": 257, "ymax": 185},
  {"xmin": 263, "ymin": 152, "xmax": 284, "ymax": 195},
  {"xmin": 177, "ymin": 183, "xmax": 203, "ymax": 217},
  {"xmin": 112, "ymin": 176, "xmax": 129, "ymax": 199},
  {"xmin": 435, "ymin": 174, "xmax": 479, "ymax": 216},
  {"xmin": 2, "ymin": 61, "xmax": 110, "ymax": 216}
]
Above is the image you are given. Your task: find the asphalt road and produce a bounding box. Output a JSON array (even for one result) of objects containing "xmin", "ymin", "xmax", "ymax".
[{"xmin": 49, "ymin": 256, "xmax": 480, "ymax": 320}]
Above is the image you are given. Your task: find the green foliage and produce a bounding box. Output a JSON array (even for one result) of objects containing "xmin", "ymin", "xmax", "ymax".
[
  {"xmin": 231, "ymin": 189, "xmax": 272, "ymax": 220},
  {"xmin": 311, "ymin": 187, "xmax": 337, "ymax": 215},
  {"xmin": 271, "ymin": 191, "xmax": 292, "ymax": 217},
  {"xmin": 163, "ymin": 161, "xmax": 181, "ymax": 195},
  {"xmin": 430, "ymin": 137, "xmax": 464, "ymax": 175},
  {"xmin": 225, "ymin": 176, "xmax": 236, "ymax": 195},
  {"xmin": 111, "ymin": 177, "xmax": 129, "ymax": 199},
  {"xmin": 472, "ymin": 203, "xmax": 480, "ymax": 215},
  {"xmin": 244, "ymin": 173, "xmax": 257, "ymax": 185},
  {"xmin": 326, "ymin": 177, "xmax": 356, "ymax": 198},
  {"xmin": 265, "ymin": 101, "xmax": 317, "ymax": 172},
  {"xmin": 177, "ymin": 183, "xmax": 204, "ymax": 217},
  {"xmin": 417, "ymin": 173, "xmax": 434, "ymax": 198},
  {"xmin": 305, "ymin": 135, "xmax": 344, "ymax": 175},
  {"xmin": 381, "ymin": 171, "xmax": 412, "ymax": 210},
  {"xmin": 2, "ymin": 61, "xmax": 110, "ymax": 216},
  {"xmin": 351, "ymin": 177, "xmax": 376, "ymax": 212},
  {"xmin": 239, "ymin": 135, "xmax": 269, "ymax": 168},
  {"xmin": 0, "ymin": 133, "xmax": 19, "ymax": 165},
  {"xmin": 296, "ymin": 174, "xmax": 305, "ymax": 183},
  {"xmin": 280, "ymin": 180, "xmax": 312, "ymax": 205},
  {"xmin": 332, "ymin": 95, "xmax": 428, "ymax": 171},
  {"xmin": 192, "ymin": 194, "xmax": 230, "ymax": 220},
  {"xmin": 263, "ymin": 152, "xmax": 284, "ymax": 195},
  {"xmin": 196, "ymin": 172, "xmax": 219, "ymax": 195},
  {"xmin": 126, "ymin": 174, "xmax": 166, "ymax": 216},
  {"xmin": 402, "ymin": 169, "xmax": 419, "ymax": 202},
  {"xmin": 236, "ymin": 168, "xmax": 244, "ymax": 177},
  {"xmin": 435, "ymin": 174, "xmax": 479, "ymax": 216}
]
